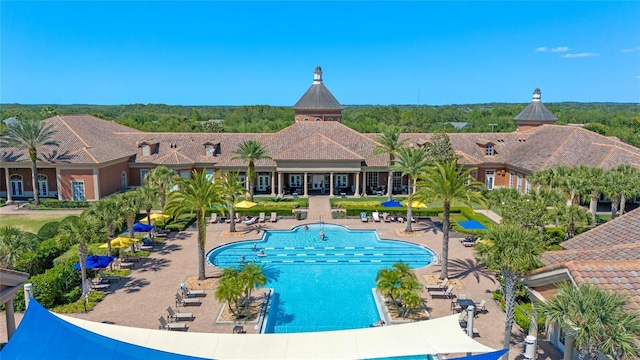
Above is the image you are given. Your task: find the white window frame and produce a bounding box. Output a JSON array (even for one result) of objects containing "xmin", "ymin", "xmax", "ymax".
[
  {"xmin": 485, "ymin": 170, "xmax": 495, "ymax": 190},
  {"xmin": 485, "ymin": 145, "xmax": 494, "ymax": 156},
  {"xmin": 205, "ymin": 170, "xmax": 215, "ymax": 183},
  {"xmin": 517, "ymin": 174, "xmax": 523, "ymax": 192},
  {"xmin": 71, "ymin": 181, "xmax": 85, "ymax": 201},
  {"xmin": 525, "ymin": 179, "xmax": 531, "ymax": 194},
  {"xmin": 121, "ymin": 172, "xmax": 127, "ymax": 190},
  {"xmin": 205, "ymin": 144, "xmax": 215, "ymax": 157},
  {"xmin": 335, "ymin": 174, "xmax": 348, "ymax": 188},
  {"xmin": 392, "ymin": 172, "xmax": 402, "ymax": 191},
  {"xmin": 509, "ymin": 172, "xmax": 514, "ymax": 188},
  {"xmin": 289, "ymin": 174, "xmax": 301, "ymax": 188},
  {"xmin": 10, "ymin": 174, "xmax": 24, "ymax": 197},
  {"xmin": 142, "ymin": 145, "xmax": 150, "ymax": 156},
  {"xmin": 257, "ymin": 174, "xmax": 270, "ymax": 191},
  {"xmin": 367, "ymin": 172, "xmax": 378, "ymax": 188}
]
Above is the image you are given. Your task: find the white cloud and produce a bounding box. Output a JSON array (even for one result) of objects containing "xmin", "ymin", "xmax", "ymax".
[
  {"xmin": 621, "ymin": 46, "xmax": 640, "ymax": 53},
  {"xmin": 535, "ymin": 47, "xmax": 548, "ymax": 52},
  {"xmin": 552, "ymin": 46, "xmax": 569, "ymax": 52},
  {"xmin": 561, "ymin": 53, "xmax": 600, "ymax": 58},
  {"xmin": 635, "ymin": 75, "xmax": 640, "ymax": 79}
]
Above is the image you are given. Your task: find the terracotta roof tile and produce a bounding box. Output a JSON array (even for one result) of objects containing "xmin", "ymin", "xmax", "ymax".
[
  {"xmin": 561, "ymin": 208, "xmax": 640, "ymax": 250},
  {"xmin": 274, "ymin": 133, "xmax": 363, "ymax": 161},
  {"xmin": 566, "ymin": 260, "xmax": 640, "ymax": 310},
  {"xmin": 540, "ymin": 243, "xmax": 640, "ymax": 266}
]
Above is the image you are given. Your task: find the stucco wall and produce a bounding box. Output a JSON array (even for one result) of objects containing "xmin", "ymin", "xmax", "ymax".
[
  {"xmin": 59, "ymin": 169, "xmax": 96, "ymax": 200},
  {"xmin": 98, "ymin": 161, "xmax": 131, "ymax": 198}
]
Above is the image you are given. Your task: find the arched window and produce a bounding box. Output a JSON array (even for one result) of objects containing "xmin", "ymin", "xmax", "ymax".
[
  {"xmin": 121, "ymin": 172, "xmax": 127, "ymax": 190},
  {"xmin": 315, "ymin": 118, "xmax": 321, "ymax": 121},
  {"xmin": 304, "ymin": 117, "xmax": 309, "ymax": 121},
  {"xmin": 328, "ymin": 118, "xmax": 333, "ymax": 121}
]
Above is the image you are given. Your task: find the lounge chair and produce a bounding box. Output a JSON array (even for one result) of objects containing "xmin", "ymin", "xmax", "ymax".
[
  {"xmin": 86, "ymin": 279, "xmax": 110, "ymax": 292},
  {"xmin": 226, "ymin": 214, "xmax": 241, "ymax": 223},
  {"xmin": 180, "ymin": 283, "xmax": 206, "ymax": 297},
  {"xmin": 98, "ymin": 269, "xmax": 121, "ymax": 283},
  {"xmin": 429, "ymin": 285, "xmax": 454, "ymax": 299},
  {"xmin": 258, "ymin": 212, "xmax": 266, "ymax": 223},
  {"xmin": 118, "ymin": 260, "xmax": 134, "ymax": 270},
  {"xmin": 175, "ymin": 292, "xmax": 202, "ymax": 307},
  {"xmin": 425, "ymin": 278, "xmax": 448, "ymax": 291},
  {"xmin": 360, "ymin": 212, "xmax": 368, "ymax": 222},
  {"xmin": 372, "ymin": 211, "xmax": 381, "ymax": 222},
  {"xmin": 242, "ymin": 216, "xmax": 258, "ymax": 225},
  {"xmin": 382, "ymin": 212, "xmax": 391, "ymax": 222},
  {"xmin": 269, "ymin": 212, "xmax": 277, "ymax": 222},
  {"xmin": 166, "ymin": 306, "xmax": 194, "ymax": 321},
  {"xmin": 158, "ymin": 315, "xmax": 188, "ymax": 331},
  {"xmin": 476, "ymin": 299, "xmax": 487, "ymax": 315},
  {"xmin": 208, "ymin": 213, "xmax": 218, "ymax": 224}
]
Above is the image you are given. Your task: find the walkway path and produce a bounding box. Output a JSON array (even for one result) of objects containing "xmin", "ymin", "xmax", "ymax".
[
  {"xmin": 305, "ymin": 196, "xmax": 333, "ymax": 222},
  {"xmin": 474, "ymin": 209, "xmax": 502, "ymax": 223}
]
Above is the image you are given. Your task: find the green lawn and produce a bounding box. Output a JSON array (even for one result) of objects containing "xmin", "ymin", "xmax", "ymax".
[{"xmin": 0, "ymin": 214, "xmax": 72, "ymax": 234}]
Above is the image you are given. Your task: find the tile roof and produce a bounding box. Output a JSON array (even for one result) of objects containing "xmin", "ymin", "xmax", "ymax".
[
  {"xmin": 513, "ymin": 89, "xmax": 557, "ymax": 122},
  {"xmin": 273, "ymin": 133, "xmax": 363, "ymax": 161},
  {"xmin": 561, "ymin": 208, "xmax": 640, "ymax": 250},
  {"xmin": 566, "ymin": 260, "xmax": 640, "ymax": 310},
  {"xmin": 541, "ymin": 243, "xmax": 640, "ymax": 266},
  {"xmin": 292, "ymin": 82, "xmax": 344, "ymax": 110}
]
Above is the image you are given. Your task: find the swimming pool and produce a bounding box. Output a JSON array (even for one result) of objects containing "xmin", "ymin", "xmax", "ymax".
[{"xmin": 207, "ymin": 223, "xmax": 436, "ymax": 334}]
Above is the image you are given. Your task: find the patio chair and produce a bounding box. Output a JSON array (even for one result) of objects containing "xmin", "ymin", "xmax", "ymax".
[
  {"xmin": 208, "ymin": 213, "xmax": 218, "ymax": 224},
  {"xmin": 175, "ymin": 292, "xmax": 202, "ymax": 307},
  {"xmin": 166, "ymin": 306, "xmax": 194, "ymax": 322},
  {"xmin": 86, "ymin": 279, "xmax": 110, "ymax": 292},
  {"xmin": 158, "ymin": 315, "xmax": 188, "ymax": 331},
  {"xmin": 372, "ymin": 211, "xmax": 381, "ymax": 222},
  {"xmin": 180, "ymin": 283, "xmax": 206, "ymax": 297},
  {"xmin": 476, "ymin": 299, "xmax": 487, "ymax": 315},
  {"xmin": 425, "ymin": 278, "xmax": 448, "ymax": 291},
  {"xmin": 429, "ymin": 285, "xmax": 454, "ymax": 299},
  {"xmin": 242, "ymin": 216, "xmax": 258, "ymax": 225},
  {"xmin": 360, "ymin": 212, "xmax": 368, "ymax": 222},
  {"xmin": 98, "ymin": 269, "xmax": 120, "ymax": 284},
  {"xmin": 258, "ymin": 212, "xmax": 266, "ymax": 223},
  {"xmin": 451, "ymin": 300, "xmax": 462, "ymax": 313},
  {"xmin": 269, "ymin": 212, "xmax": 277, "ymax": 222}
]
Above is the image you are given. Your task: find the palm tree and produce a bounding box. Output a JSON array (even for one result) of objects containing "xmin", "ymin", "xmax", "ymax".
[
  {"xmin": 0, "ymin": 226, "xmax": 38, "ymax": 269},
  {"xmin": 84, "ymin": 197, "xmax": 124, "ymax": 258},
  {"xmin": 602, "ymin": 170, "xmax": 626, "ymax": 219},
  {"xmin": 614, "ymin": 164, "xmax": 640, "ymax": 215},
  {"xmin": 215, "ymin": 273, "xmax": 243, "ymax": 317},
  {"xmin": 216, "ymin": 172, "xmax": 248, "ymax": 233},
  {"xmin": 390, "ymin": 146, "xmax": 430, "ymax": 232},
  {"xmin": 58, "ymin": 215, "xmax": 107, "ymax": 295},
  {"xmin": 541, "ymin": 283, "xmax": 640, "ymax": 360},
  {"xmin": 165, "ymin": 169, "xmax": 222, "ymax": 280},
  {"xmin": 231, "ymin": 140, "xmax": 271, "ymax": 202},
  {"xmin": 138, "ymin": 185, "xmax": 159, "ymax": 226},
  {"xmin": 144, "ymin": 166, "xmax": 176, "ymax": 210},
  {"xmin": 119, "ymin": 191, "xmax": 142, "ymax": 240},
  {"xmin": 414, "ymin": 160, "xmax": 486, "ymax": 279},
  {"xmin": 0, "ymin": 118, "xmax": 59, "ymax": 205},
  {"xmin": 576, "ymin": 166, "xmax": 605, "ymax": 224},
  {"xmin": 238, "ymin": 262, "xmax": 267, "ymax": 315},
  {"xmin": 372, "ymin": 128, "xmax": 406, "ymax": 200},
  {"xmin": 475, "ymin": 225, "xmax": 543, "ymax": 360},
  {"xmin": 556, "ymin": 204, "xmax": 592, "ymax": 239},
  {"xmin": 375, "ymin": 262, "xmax": 422, "ymax": 318}
]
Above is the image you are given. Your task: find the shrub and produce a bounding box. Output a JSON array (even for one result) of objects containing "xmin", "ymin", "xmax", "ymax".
[
  {"xmin": 14, "ymin": 259, "xmax": 81, "ymax": 311},
  {"xmin": 37, "ymin": 221, "xmax": 60, "ymax": 240},
  {"xmin": 52, "ymin": 291, "xmax": 106, "ymax": 313},
  {"xmin": 15, "ymin": 237, "xmax": 66, "ymax": 276},
  {"xmin": 36, "ymin": 199, "xmax": 91, "ymax": 209},
  {"xmin": 332, "ymin": 211, "xmax": 346, "ymax": 219}
]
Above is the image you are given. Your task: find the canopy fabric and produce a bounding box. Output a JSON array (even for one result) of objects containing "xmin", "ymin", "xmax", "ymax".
[
  {"xmin": 72, "ymin": 255, "xmax": 115, "ymax": 270},
  {"xmin": 99, "ymin": 237, "xmax": 139, "ymax": 249},
  {"xmin": 129, "ymin": 222, "xmax": 156, "ymax": 233},
  {"xmin": 234, "ymin": 200, "xmax": 257, "ymax": 209},
  {"xmin": 402, "ymin": 200, "xmax": 428, "ymax": 209},
  {"xmin": 381, "ymin": 200, "xmax": 403, "ymax": 208},
  {"xmin": 140, "ymin": 213, "xmax": 170, "ymax": 223},
  {"xmin": 458, "ymin": 220, "xmax": 488, "ymax": 230},
  {"xmin": 449, "ymin": 349, "xmax": 508, "ymax": 360},
  {"xmin": 0, "ymin": 299, "xmax": 208, "ymax": 360}
]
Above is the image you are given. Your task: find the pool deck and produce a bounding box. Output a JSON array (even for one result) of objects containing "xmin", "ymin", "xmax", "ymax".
[{"xmin": 1, "ymin": 203, "xmax": 562, "ymax": 359}]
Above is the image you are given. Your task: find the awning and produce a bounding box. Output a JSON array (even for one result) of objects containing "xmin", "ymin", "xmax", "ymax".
[{"xmin": 3, "ymin": 298, "xmax": 497, "ymax": 359}]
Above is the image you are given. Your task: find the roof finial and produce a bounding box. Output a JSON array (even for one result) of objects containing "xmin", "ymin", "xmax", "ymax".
[
  {"xmin": 313, "ymin": 66, "xmax": 323, "ymax": 84},
  {"xmin": 533, "ymin": 88, "xmax": 541, "ymax": 102}
]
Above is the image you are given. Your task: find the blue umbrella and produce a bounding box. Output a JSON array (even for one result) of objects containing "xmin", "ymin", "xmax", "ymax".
[
  {"xmin": 73, "ymin": 255, "xmax": 115, "ymax": 270},
  {"xmin": 381, "ymin": 200, "xmax": 403, "ymax": 208},
  {"xmin": 129, "ymin": 222, "xmax": 155, "ymax": 233},
  {"xmin": 458, "ymin": 220, "xmax": 488, "ymax": 230}
]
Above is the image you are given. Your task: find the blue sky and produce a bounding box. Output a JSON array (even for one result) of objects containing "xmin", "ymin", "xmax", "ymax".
[{"xmin": 2, "ymin": 1, "xmax": 639, "ymax": 105}]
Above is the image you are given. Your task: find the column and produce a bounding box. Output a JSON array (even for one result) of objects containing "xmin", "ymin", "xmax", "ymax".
[
  {"xmin": 277, "ymin": 172, "xmax": 283, "ymax": 198},
  {"xmin": 354, "ymin": 171, "xmax": 360, "ymax": 197},
  {"xmin": 303, "ymin": 172, "xmax": 308, "ymax": 197},
  {"xmin": 329, "ymin": 172, "xmax": 334, "ymax": 197},
  {"xmin": 5, "ymin": 298, "xmax": 15, "ymax": 339},
  {"xmin": 563, "ymin": 334, "xmax": 574, "ymax": 360},
  {"xmin": 270, "ymin": 171, "xmax": 276, "ymax": 197},
  {"xmin": 4, "ymin": 167, "xmax": 12, "ymax": 204},
  {"xmin": 362, "ymin": 170, "xmax": 367, "ymax": 197}
]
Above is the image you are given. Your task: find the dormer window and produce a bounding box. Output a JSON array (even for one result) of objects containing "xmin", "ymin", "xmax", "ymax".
[
  {"xmin": 142, "ymin": 145, "xmax": 150, "ymax": 156},
  {"xmin": 485, "ymin": 145, "xmax": 494, "ymax": 156},
  {"xmin": 205, "ymin": 144, "xmax": 215, "ymax": 157}
]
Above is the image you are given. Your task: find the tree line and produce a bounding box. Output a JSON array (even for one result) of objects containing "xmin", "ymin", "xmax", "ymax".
[{"xmin": 2, "ymin": 102, "xmax": 638, "ymax": 146}]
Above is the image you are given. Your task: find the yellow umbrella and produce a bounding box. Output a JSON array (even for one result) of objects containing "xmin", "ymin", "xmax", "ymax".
[
  {"xmin": 234, "ymin": 200, "xmax": 257, "ymax": 209},
  {"xmin": 140, "ymin": 213, "xmax": 170, "ymax": 223},
  {"xmin": 99, "ymin": 237, "xmax": 139, "ymax": 249},
  {"xmin": 402, "ymin": 200, "xmax": 428, "ymax": 209}
]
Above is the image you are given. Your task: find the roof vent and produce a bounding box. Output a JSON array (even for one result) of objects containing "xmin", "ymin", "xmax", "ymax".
[
  {"xmin": 532, "ymin": 88, "xmax": 541, "ymax": 102},
  {"xmin": 313, "ymin": 66, "xmax": 323, "ymax": 84}
]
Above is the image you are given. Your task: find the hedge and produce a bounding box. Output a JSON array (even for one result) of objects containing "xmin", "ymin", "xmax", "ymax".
[{"xmin": 30, "ymin": 199, "xmax": 92, "ymax": 209}]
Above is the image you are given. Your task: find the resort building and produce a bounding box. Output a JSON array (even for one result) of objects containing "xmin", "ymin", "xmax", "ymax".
[
  {"xmin": 1, "ymin": 68, "xmax": 640, "ymax": 203},
  {"xmin": 523, "ymin": 207, "xmax": 640, "ymax": 359}
]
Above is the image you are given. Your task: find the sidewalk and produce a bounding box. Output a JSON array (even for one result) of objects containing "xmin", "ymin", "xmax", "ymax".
[
  {"xmin": 0, "ymin": 201, "xmax": 83, "ymax": 215},
  {"xmin": 474, "ymin": 209, "xmax": 502, "ymax": 223}
]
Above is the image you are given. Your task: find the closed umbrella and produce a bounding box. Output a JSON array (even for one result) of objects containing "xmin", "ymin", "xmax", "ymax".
[
  {"xmin": 234, "ymin": 200, "xmax": 257, "ymax": 209},
  {"xmin": 73, "ymin": 255, "xmax": 115, "ymax": 270}
]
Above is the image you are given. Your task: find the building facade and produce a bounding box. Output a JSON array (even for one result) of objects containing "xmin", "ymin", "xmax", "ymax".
[{"xmin": 2, "ymin": 68, "xmax": 640, "ymax": 202}]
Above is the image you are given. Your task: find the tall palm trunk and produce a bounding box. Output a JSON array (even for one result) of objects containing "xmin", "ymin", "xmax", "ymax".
[
  {"xmin": 31, "ymin": 159, "xmax": 40, "ymax": 205},
  {"xmin": 229, "ymin": 208, "xmax": 237, "ymax": 232},
  {"xmin": 589, "ymin": 193, "xmax": 598, "ymax": 224},
  {"xmin": 440, "ymin": 202, "xmax": 451, "ymax": 280},
  {"xmin": 197, "ymin": 212, "xmax": 206, "ymax": 280},
  {"xmin": 247, "ymin": 162, "xmax": 255, "ymax": 202},
  {"xmin": 619, "ymin": 194, "xmax": 626, "ymax": 215},
  {"xmin": 501, "ymin": 270, "xmax": 518, "ymax": 360},
  {"xmin": 405, "ymin": 204, "xmax": 413, "ymax": 232},
  {"xmin": 146, "ymin": 208, "xmax": 152, "ymax": 226},
  {"xmin": 610, "ymin": 196, "xmax": 620, "ymax": 219},
  {"xmin": 387, "ymin": 170, "xmax": 394, "ymax": 201}
]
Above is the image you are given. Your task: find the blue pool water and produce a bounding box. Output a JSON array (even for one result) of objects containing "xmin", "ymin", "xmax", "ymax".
[{"xmin": 207, "ymin": 223, "xmax": 435, "ymax": 334}]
